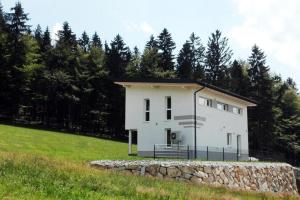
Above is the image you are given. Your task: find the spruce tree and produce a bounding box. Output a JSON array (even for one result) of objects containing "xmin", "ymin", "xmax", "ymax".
[
  {"xmin": 0, "ymin": 3, "xmax": 7, "ymax": 31},
  {"xmin": 205, "ymin": 30, "xmax": 232, "ymax": 87},
  {"xmin": 229, "ymin": 60, "xmax": 249, "ymax": 96},
  {"xmin": 247, "ymin": 45, "xmax": 274, "ymax": 151},
  {"xmin": 145, "ymin": 35, "xmax": 158, "ymax": 49},
  {"xmin": 105, "ymin": 34, "xmax": 131, "ymax": 79},
  {"xmin": 177, "ymin": 41, "xmax": 193, "ymax": 79},
  {"xmin": 5, "ymin": 2, "xmax": 30, "ymax": 117},
  {"xmin": 79, "ymin": 31, "xmax": 90, "ymax": 52},
  {"xmin": 91, "ymin": 32, "xmax": 102, "ymax": 48},
  {"xmin": 126, "ymin": 46, "xmax": 141, "ymax": 78},
  {"xmin": 34, "ymin": 24, "xmax": 43, "ymax": 47},
  {"xmin": 189, "ymin": 33, "xmax": 205, "ymax": 80},
  {"xmin": 157, "ymin": 28, "xmax": 176, "ymax": 71},
  {"xmin": 41, "ymin": 27, "xmax": 51, "ymax": 53}
]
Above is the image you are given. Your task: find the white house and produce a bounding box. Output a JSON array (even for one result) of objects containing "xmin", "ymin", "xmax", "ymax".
[{"xmin": 115, "ymin": 79, "xmax": 256, "ymax": 160}]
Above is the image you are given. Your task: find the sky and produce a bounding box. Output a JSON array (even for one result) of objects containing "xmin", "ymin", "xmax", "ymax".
[{"xmin": 1, "ymin": 0, "xmax": 300, "ymax": 86}]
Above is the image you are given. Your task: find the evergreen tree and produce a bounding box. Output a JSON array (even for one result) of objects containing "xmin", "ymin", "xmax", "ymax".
[
  {"xmin": 145, "ymin": 35, "xmax": 158, "ymax": 49},
  {"xmin": 229, "ymin": 60, "xmax": 249, "ymax": 96},
  {"xmin": 157, "ymin": 28, "xmax": 176, "ymax": 71},
  {"xmin": 189, "ymin": 33, "xmax": 205, "ymax": 80},
  {"xmin": 247, "ymin": 45, "xmax": 274, "ymax": 151},
  {"xmin": 126, "ymin": 46, "xmax": 141, "ymax": 78},
  {"xmin": 177, "ymin": 41, "xmax": 193, "ymax": 79},
  {"xmin": 5, "ymin": 2, "xmax": 30, "ymax": 117},
  {"xmin": 56, "ymin": 22, "xmax": 77, "ymax": 49},
  {"xmin": 140, "ymin": 48, "xmax": 158, "ymax": 78},
  {"xmin": 34, "ymin": 24, "xmax": 43, "ymax": 47},
  {"xmin": 79, "ymin": 31, "xmax": 90, "ymax": 52},
  {"xmin": 0, "ymin": 3, "xmax": 7, "ymax": 31},
  {"xmin": 105, "ymin": 34, "xmax": 131, "ymax": 78},
  {"xmin": 91, "ymin": 32, "xmax": 102, "ymax": 48},
  {"xmin": 205, "ymin": 30, "xmax": 232, "ymax": 87},
  {"xmin": 41, "ymin": 27, "xmax": 51, "ymax": 53}
]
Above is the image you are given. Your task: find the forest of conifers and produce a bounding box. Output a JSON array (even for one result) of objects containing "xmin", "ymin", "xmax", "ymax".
[{"xmin": 0, "ymin": 3, "xmax": 299, "ymax": 163}]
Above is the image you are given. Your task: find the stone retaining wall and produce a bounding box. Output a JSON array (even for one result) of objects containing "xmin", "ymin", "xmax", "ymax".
[
  {"xmin": 90, "ymin": 160, "xmax": 298, "ymax": 194},
  {"xmin": 294, "ymin": 167, "xmax": 300, "ymax": 193}
]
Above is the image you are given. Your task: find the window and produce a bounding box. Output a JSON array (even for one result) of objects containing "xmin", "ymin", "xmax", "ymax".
[
  {"xmin": 217, "ymin": 102, "xmax": 223, "ymax": 110},
  {"xmin": 238, "ymin": 108, "xmax": 242, "ymax": 115},
  {"xmin": 223, "ymin": 104, "xmax": 229, "ymax": 111},
  {"xmin": 144, "ymin": 99, "xmax": 150, "ymax": 121},
  {"xmin": 199, "ymin": 97, "xmax": 206, "ymax": 105},
  {"xmin": 233, "ymin": 107, "xmax": 238, "ymax": 114},
  {"xmin": 166, "ymin": 96, "xmax": 172, "ymax": 120},
  {"xmin": 206, "ymin": 99, "xmax": 212, "ymax": 107},
  {"xmin": 166, "ymin": 129, "xmax": 172, "ymax": 147},
  {"xmin": 227, "ymin": 133, "xmax": 232, "ymax": 146},
  {"xmin": 233, "ymin": 107, "xmax": 242, "ymax": 115}
]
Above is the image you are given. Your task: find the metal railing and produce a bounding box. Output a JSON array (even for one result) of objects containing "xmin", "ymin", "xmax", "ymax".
[
  {"xmin": 153, "ymin": 144, "xmax": 190, "ymax": 159},
  {"xmin": 153, "ymin": 144, "xmax": 249, "ymax": 161}
]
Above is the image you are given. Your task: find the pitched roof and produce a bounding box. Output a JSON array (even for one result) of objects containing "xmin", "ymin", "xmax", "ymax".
[{"xmin": 115, "ymin": 78, "xmax": 257, "ymax": 105}]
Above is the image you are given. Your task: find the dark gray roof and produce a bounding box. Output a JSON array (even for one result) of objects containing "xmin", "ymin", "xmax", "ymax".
[{"xmin": 115, "ymin": 78, "xmax": 257, "ymax": 105}]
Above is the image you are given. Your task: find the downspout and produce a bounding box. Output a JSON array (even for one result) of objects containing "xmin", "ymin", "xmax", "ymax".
[{"xmin": 194, "ymin": 86, "xmax": 205, "ymax": 159}]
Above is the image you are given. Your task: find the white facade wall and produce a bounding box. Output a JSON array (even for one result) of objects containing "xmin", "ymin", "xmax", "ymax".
[{"xmin": 124, "ymin": 85, "xmax": 250, "ymax": 158}]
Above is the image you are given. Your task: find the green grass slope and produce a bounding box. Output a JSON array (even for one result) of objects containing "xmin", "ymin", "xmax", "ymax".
[
  {"xmin": 0, "ymin": 124, "xmax": 137, "ymax": 162},
  {"xmin": 0, "ymin": 124, "xmax": 299, "ymax": 200}
]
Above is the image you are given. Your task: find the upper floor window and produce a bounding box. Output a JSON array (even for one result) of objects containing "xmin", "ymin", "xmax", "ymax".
[
  {"xmin": 144, "ymin": 99, "xmax": 150, "ymax": 121},
  {"xmin": 199, "ymin": 97, "xmax": 206, "ymax": 105},
  {"xmin": 206, "ymin": 99, "xmax": 212, "ymax": 107},
  {"xmin": 233, "ymin": 107, "xmax": 242, "ymax": 115},
  {"xmin": 217, "ymin": 102, "xmax": 223, "ymax": 110},
  {"xmin": 166, "ymin": 96, "xmax": 172, "ymax": 120},
  {"xmin": 223, "ymin": 104, "xmax": 229, "ymax": 111}
]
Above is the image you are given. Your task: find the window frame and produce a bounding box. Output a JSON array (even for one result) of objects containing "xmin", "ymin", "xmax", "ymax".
[
  {"xmin": 227, "ymin": 133, "xmax": 232, "ymax": 147},
  {"xmin": 217, "ymin": 102, "xmax": 223, "ymax": 110},
  {"xmin": 144, "ymin": 98, "xmax": 150, "ymax": 122},
  {"xmin": 166, "ymin": 128, "xmax": 172, "ymax": 147},
  {"xmin": 206, "ymin": 99, "xmax": 213, "ymax": 107},
  {"xmin": 165, "ymin": 96, "xmax": 172, "ymax": 120},
  {"xmin": 223, "ymin": 104, "xmax": 229, "ymax": 111}
]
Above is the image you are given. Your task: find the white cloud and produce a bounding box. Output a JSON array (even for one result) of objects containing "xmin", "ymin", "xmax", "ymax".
[
  {"xmin": 51, "ymin": 22, "xmax": 63, "ymax": 43},
  {"xmin": 123, "ymin": 21, "xmax": 155, "ymax": 35},
  {"xmin": 229, "ymin": 0, "xmax": 300, "ymax": 73}
]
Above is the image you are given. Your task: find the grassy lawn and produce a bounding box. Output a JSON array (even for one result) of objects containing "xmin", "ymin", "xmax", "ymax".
[
  {"xmin": 0, "ymin": 124, "xmax": 299, "ymax": 200},
  {"xmin": 0, "ymin": 124, "xmax": 138, "ymax": 162}
]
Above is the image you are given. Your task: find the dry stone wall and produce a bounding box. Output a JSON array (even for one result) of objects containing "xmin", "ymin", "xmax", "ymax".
[
  {"xmin": 90, "ymin": 160, "xmax": 298, "ymax": 194},
  {"xmin": 294, "ymin": 167, "xmax": 300, "ymax": 193}
]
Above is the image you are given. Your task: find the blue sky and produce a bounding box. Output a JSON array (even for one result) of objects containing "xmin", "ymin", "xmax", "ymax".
[{"xmin": 2, "ymin": 0, "xmax": 300, "ymax": 86}]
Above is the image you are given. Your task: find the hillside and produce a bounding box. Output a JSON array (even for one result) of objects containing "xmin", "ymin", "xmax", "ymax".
[
  {"xmin": 0, "ymin": 124, "xmax": 137, "ymax": 162},
  {"xmin": 0, "ymin": 124, "xmax": 299, "ymax": 200}
]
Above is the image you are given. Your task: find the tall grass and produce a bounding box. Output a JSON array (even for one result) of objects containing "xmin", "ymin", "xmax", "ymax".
[{"xmin": 0, "ymin": 152, "xmax": 299, "ymax": 200}]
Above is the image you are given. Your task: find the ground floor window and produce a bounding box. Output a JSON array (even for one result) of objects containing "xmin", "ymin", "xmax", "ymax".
[
  {"xmin": 227, "ymin": 133, "xmax": 232, "ymax": 146},
  {"xmin": 166, "ymin": 129, "xmax": 172, "ymax": 147}
]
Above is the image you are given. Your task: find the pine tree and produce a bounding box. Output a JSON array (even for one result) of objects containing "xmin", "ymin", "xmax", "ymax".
[
  {"xmin": 247, "ymin": 45, "xmax": 274, "ymax": 151},
  {"xmin": 205, "ymin": 30, "xmax": 232, "ymax": 87},
  {"xmin": 34, "ymin": 24, "xmax": 43, "ymax": 51},
  {"xmin": 229, "ymin": 60, "xmax": 249, "ymax": 96},
  {"xmin": 5, "ymin": 2, "xmax": 30, "ymax": 117},
  {"xmin": 177, "ymin": 41, "xmax": 193, "ymax": 79},
  {"xmin": 57, "ymin": 22, "xmax": 77, "ymax": 49},
  {"xmin": 91, "ymin": 32, "xmax": 102, "ymax": 48},
  {"xmin": 189, "ymin": 33, "xmax": 205, "ymax": 80},
  {"xmin": 41, "ymin": 27, "xmax": 51, "ymax": 53},
  {"xmin": 0, "ymin": 3, "xmax": 7, "ymax": 31},
  {"xmin": 105, "ymin": 34, "xmax": 131, "ymax": 78},
  {"xmin": 146, "ymin": 35, "xmax": 158, "ymax": 49},
  {"xmin": 79, "ymin": 31, "xmax": 90, "ymax": 52},
  {"xmin": 157, "ymin": 28, "xmax": 176, "ymax": 71},
  {"xmin": 126, "ymin": 46, "xmax": 140, "ymax": 78}
]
